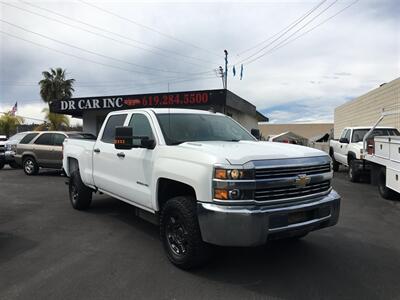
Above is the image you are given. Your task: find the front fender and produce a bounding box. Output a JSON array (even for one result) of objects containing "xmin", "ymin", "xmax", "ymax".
[{"xmin": 152, "ymin": 157, "xmax": 213, "ymax": 210}]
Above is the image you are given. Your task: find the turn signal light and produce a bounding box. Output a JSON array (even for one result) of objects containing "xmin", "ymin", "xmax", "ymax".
[
  {"xmin": 215, "ymin": 169, "xmax": 227, "ymax": 179},
  {"xmin": 214, "ymin": 189, "xmax": 228, "ymax": 200}
]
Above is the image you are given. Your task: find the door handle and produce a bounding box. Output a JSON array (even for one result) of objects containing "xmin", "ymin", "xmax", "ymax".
[
  {"xmin": 94, "ymin": 148, "xmax": 100, "ymax": 153},
  {"xmin": 117, "ymin": 152, "xmax": 125, "ymax": 158}
]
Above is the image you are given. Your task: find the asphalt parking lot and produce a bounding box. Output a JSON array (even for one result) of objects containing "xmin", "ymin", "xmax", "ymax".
[{"xmin": 1, "ymin": 167, "xmax": 400, "ymax": 300}]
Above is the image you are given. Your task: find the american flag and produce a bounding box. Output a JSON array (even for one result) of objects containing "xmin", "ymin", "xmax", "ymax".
[{"xmin": 10, "ymin": 102, "xmax": 17, "ymax": 116}]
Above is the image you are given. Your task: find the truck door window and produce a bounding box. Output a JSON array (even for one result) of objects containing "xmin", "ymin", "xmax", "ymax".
[
  {"xmin": 53, "ymin": 134, "xmax": 66, "ymax": 146},
  {"xmin": 344, "ymin": 130, "xmax": 351, "ymax": 142},
  {"xmin": 128, "ymin": 114, "xmax": 154, "ymax": 143},
  {"xmin": 34, "ymin": 133, "xmax": 53, "ymax": 145},
  {"xmin": 101, "ymin": 114, "xmax": 127, "ymax": 143},
  {"xmin": 340, "ymin": 129, "xmax": 348, "ymax": 140}
]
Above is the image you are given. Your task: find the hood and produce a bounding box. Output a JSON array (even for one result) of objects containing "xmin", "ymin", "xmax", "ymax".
[{"xmin": 177, "ymin": 141, "xmax": 328, "ymax": 165}]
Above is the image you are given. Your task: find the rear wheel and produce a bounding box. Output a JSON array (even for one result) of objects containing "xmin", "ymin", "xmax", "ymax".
[
  {"xmin": 160, "ymin": 196, "xmax": 211, "ymax": 269},
  {"xmin": 23, "ymin": 157, "xmax": 39, "ymax": 175},
  {"xmin": 378, "ymin": 169, "xmax": 398, "ymax": 200},
  {"xmin": 69, "ymin": 171, "xmax": 92, "ymax": 210}
]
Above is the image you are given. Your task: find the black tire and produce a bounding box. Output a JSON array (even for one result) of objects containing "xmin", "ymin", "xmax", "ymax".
[
  {"xmin": 69, "ymin": 171, "xmax": 92, "ymax": 210},
  {"xmin": 348, "ymin": 160, "xmax": 360, "ymax": 182},
  {"xmin": 9, "ymin": 161, "xmax": 20, "ymax": 169},
  {"xmin": 0, "ymin": 161, "xmax": 4, "ymax": 170},
  {"xmin": 160, "ymin": 196, "xmax": 211, "ymax": 269},
  {"xmin": 378, "ymin": 169, "xmax": 398, "ymax": 200},
  {"xmin": 23, "ymin": 156, "xmax": 39, "ymax": 175},
  {"xmin": 332, "ymin": 158, "xmax": 340, "ymax": 172}
]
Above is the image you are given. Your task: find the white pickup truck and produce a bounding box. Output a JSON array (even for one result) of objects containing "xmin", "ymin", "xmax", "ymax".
[
  {"xmin": 63, "ymin": 108, "xmax": 340, "ymax": 269},
  {"xmin": 329, "ymin": 127, "xmax": 399, "ymax": 182}
]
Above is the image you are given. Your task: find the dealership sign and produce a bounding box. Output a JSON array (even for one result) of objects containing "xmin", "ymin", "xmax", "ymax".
[{"xmin": 50, "ymin": 89, "xmax": 226, "ymax": 116}]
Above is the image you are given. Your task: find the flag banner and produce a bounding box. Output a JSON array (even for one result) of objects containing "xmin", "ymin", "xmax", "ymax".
[
  {"xmin": 240, "ymin": 64, "xmax": 243, "ymax": 80},
  {"xmin": 233, "ymin": 65, "xmax": 236, "ymax": 77},
  {"xmin": 10, "ymin": 102, "xmax": 17, "ymax": 116}
]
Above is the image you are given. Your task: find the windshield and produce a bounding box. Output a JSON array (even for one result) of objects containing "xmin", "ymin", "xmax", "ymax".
[
  {"xmin": 7, "ymin": 132, "xmax": 25, "ymax": 142},
  {"xmin": 352, "ymin": 128, "xmax": 400, "ymax": 143},
  {"xmin": 156, "ymin": 113, "xmax": 255, "ymax": 145}
]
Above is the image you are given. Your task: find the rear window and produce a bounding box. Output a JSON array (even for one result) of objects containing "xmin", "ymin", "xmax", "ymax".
[
  {"xmin": 20, "ymin": 133, "xmax": 39, "ymax": 144},
  {"xmin": 34, "ymin": 133, "xmax": 53, "ymax": 145}
]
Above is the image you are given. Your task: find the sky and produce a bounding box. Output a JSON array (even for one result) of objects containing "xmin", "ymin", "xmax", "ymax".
[{"xmin": 0, "ymin": 0, "xmax": 399, "ymax": 125}]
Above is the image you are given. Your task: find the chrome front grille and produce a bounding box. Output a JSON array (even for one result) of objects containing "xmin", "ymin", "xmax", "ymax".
[
  {"xmin": 255, "ymin": 163, "xmax": 331, "ymax": 179},
  {"xmin": 254, "ymin": 180, "xmax": 331, "ymax": 202}
]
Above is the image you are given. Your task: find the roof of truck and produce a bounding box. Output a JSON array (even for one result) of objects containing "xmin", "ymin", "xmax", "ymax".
[
  {"xmin": 344, "ymin": 126, "xmax": 397, "ymax": 129},
  {"xmin": 109, "ymin": 108, "xmax": 224, "ymax": 115}
]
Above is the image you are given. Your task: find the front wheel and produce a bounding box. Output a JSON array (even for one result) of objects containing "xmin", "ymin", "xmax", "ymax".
[
  {"xmin": 332, "ymin": 158, "xmax": 340, "ymax": 172},
  {"xmin": 69, "ymin": 171, "xmax": 92, "ymax": 210},
  {"xmin": 160, "ymin": 196, "xmax": 211, "ymax": 269},
  {"xmin": 23, "ymin": 157, "xmax": 39, "ymax": 175},
  {"xmin": 348, "ymin": 160, "xmax": 360, "ymax": 182},
  {"xmin": 0, "ymin": 161, "xmax": 4, "ymax": 170}
]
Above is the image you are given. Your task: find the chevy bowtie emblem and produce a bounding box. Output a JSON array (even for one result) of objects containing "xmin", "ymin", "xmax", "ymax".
[{"xmin": 294, "ymin": 174, "xmax": 311, "ymax": 187}]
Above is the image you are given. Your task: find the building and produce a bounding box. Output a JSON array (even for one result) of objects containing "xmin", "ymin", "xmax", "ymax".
[
  {"xmin": 259, "ymin": 123, "xmax": 333, "ymax": 141},
  {"xmin": 50, "ymin": 89, "xmax": 268, "ymax": 135},
  {"xmin": 334, "ymin": 77, "xmax": 400, "ymax": 138}
]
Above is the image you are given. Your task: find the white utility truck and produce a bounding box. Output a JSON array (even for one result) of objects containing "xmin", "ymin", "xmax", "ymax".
[
  {"xmin": 63, "ymin": 108, "xmax": 341, "ymax": 269},
  {"xmin": 362, "ymin": 111, "xmax": 400, "ymax": 200},
  {"xmin": 329, "ymin": 126, "xmax": 399, "ymax": 182}
]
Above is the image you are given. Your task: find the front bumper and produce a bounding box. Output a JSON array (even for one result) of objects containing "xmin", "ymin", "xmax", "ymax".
[
  {"xmin": 197, "ymin": 190, "xmax": 340, "ymax": 246},
  {"xmin": 4, "ymin": 151, "xmax": 16, "ymax": 162}
]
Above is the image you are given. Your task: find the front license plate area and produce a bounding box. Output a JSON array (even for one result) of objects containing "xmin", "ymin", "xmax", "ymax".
[{"xmin": 288, "ymin": 210, "xmax": 314, "ymax": 225}]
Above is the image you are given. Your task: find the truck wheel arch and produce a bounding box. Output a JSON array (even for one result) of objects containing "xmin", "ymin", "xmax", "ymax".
[
  {"xmin": 67, "ymin": 157, "xmax": 80, "ymax": 176},
  {"xmin": 157, "ymin": 178, "xmax": 197, "ymax": 211}
]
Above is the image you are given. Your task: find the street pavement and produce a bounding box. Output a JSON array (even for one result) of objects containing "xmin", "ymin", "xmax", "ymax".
[{"xmin": 1, "ymin": 166, "xmax": 400, "ymax": 300}]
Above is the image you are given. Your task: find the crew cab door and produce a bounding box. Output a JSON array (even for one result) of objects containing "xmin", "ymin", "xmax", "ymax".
[{"xmin": 92, "ymin": 113, "xmax": 128, "ymax": 197}]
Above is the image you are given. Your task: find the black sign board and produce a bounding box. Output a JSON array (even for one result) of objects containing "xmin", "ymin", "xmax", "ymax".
[{"xmin": 50, "ymin": 89, "xmax": 227, "ymax": 116}]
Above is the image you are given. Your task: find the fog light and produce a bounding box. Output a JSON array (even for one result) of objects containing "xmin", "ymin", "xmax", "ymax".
[{"xmin": 228, "ymin": 189, "xmax": 241, "ymax": 200}]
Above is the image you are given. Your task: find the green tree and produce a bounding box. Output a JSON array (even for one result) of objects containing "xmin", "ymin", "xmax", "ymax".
[
  {"xmin": 41, "ymin": 108, "xmax": 70, "ymax": 130},
  {"xmin": 39, "ymin": 68, "xmax": 75, "ymax": 107},
  {"xmin": 0, "ymin": 113, "xmax": 24, "ymax": 137}
]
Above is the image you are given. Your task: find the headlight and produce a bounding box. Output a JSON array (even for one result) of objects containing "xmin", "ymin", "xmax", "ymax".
[
  {"xmin": 214, "ymin": 168, "xmax": 254, "ymax": 180},
  {"xmin": 213, "ymin": 166, "xmax": 255, "ymax": 201}
]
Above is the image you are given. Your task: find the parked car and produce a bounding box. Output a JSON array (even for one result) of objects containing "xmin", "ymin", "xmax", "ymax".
[
  {"xmin": 3, "ymin": 132, "xmax": 34, "ymax": 169},
  {"xmin": 15, "ymin": 131, "xmax": 96, "ymax": 175},
  {"xmin": 329, "ymin": 127, "xmax": 399, "ymax": 181},
  {"xmin": 63, "ymin": 108, "xmax": 341, "ymax": 269},
  {"xmin": 0, "ymin": 135, "xmax": 7, "ymax": 169}
]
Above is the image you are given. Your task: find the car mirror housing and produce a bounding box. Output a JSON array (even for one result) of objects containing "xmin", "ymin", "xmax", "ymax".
[
  {"xmin": 339, "ymin": 137, "xmax": 349, "ymax": 144},
  {"xmin": 251, "ymin": 128, "xmax": 261, "ymax": 140},
  {"xmin": 114, "ymin": 126, "xmax": 133, "ymax": 149}
]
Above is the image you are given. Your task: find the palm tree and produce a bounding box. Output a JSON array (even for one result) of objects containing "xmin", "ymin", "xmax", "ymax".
[
  {"xmin": 39, "ymin": 68, "xmax": 75, "ymax": 107},
  {"xmin": 0, "ymin": 113, "xmax": 24, "ymax": 137},
  {"xmin": 42, "ymin": 108, "xmax": 70, "ymax": 130}
]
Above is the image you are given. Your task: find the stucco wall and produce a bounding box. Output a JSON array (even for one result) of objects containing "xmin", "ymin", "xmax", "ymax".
[{"xmin": 334, "ymin": 77, "xmax": 400, "ymax": 138}]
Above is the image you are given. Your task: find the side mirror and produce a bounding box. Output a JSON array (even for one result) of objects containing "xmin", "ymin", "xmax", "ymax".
[
  {"xmin": 339, "ymin": 137, "xmax": 349, "ymax": 144},
  {"xmin": 140, "ymin": 136, "xmax": 156, "ymax": 149},
  {"xmin": 251, "ymin": 128, "xmax": 261, "ymax": 140},
  {"xmin": 114, "ymin": 126, "xmax": 133, "ymax": 149}
]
